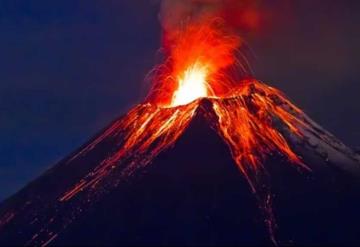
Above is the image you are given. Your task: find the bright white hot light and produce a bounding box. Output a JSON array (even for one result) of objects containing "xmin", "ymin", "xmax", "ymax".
[{"xmin": 171, "ymin": 62, "xmax": 209, "ymax": 106}]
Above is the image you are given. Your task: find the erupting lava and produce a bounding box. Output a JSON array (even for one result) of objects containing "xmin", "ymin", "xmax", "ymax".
[
  {"xmin": 171, "ymin": 62, "xmax": 209, "ymax": 106},
  {"xmin": 147, "ymin": 21, "xmax": 244, "ymax": 106},
  {"xmin": 59, "ymin": 21, "xmax": 312, "ymax": 243}
]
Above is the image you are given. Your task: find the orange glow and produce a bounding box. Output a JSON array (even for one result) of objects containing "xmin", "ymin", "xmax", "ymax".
[
  {"xmin": 212, "ymin": 80, "xmax": 309, "ymax": 191},
  {"xmin": 148, "ymin": 21, "xmax": 243, "ymax": 106}
]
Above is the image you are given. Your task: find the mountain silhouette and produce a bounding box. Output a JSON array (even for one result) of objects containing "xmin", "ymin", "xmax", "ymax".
[{"xmin": 0, "ymin": 95, "xmax": 359, "ymax": 246}]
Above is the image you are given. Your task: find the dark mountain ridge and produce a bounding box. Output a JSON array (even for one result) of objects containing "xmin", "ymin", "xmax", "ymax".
[{"xmin": 0, "ymin": 98, "xmax": 359, "ymax": 246}]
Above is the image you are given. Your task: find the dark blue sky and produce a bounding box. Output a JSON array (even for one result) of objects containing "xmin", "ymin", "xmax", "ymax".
[{"xmin": 1, "ymin": 0, "xmax": 359, "ymax": 200}]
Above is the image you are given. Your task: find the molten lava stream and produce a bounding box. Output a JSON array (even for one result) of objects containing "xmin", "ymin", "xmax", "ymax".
[{"xmin": 60, "ymin": 101, "xmax": 199, "ymax": 202}]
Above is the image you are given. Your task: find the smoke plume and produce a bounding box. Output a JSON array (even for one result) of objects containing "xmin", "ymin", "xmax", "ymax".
[
  {"xmin": 160, "ymin": 0, "xmax": 221, "ymax": 32},
  {"xmin": 159, "ymin": 0, "xmax": 261, "ymax": 36}
]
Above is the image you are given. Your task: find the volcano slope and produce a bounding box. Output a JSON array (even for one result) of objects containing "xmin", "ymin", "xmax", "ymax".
[{"xmin": 0, "ymin": 91, "xmax": 360, "ymax": 246}]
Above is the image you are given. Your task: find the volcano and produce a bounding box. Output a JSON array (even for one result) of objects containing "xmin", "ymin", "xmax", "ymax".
[
  {"xmin": 0, "ymin": 79, "xmax": 360, "ymax": 246},
  {"xmin": 1, "ymin": 12, "xmax": 360, "ymax": 246}
]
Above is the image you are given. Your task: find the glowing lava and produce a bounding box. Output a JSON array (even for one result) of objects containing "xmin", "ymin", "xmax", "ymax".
[
  {"xmin": 171, "ymin": 62, "xmax": 210, "ymax": 106},
  {"xmin": 147, "ymin": 21, "xmax": 243, "ymax": 106}
]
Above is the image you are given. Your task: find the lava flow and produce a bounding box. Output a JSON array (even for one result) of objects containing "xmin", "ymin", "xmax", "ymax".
[{"xmin": 59, "ymin": 21, "xmax": 312, "ymax": 244}]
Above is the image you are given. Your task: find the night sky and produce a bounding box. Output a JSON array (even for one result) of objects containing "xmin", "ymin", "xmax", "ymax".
[{"xmin": 1, "ymin": 0, "xmax": 359, "ymax": 201}]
